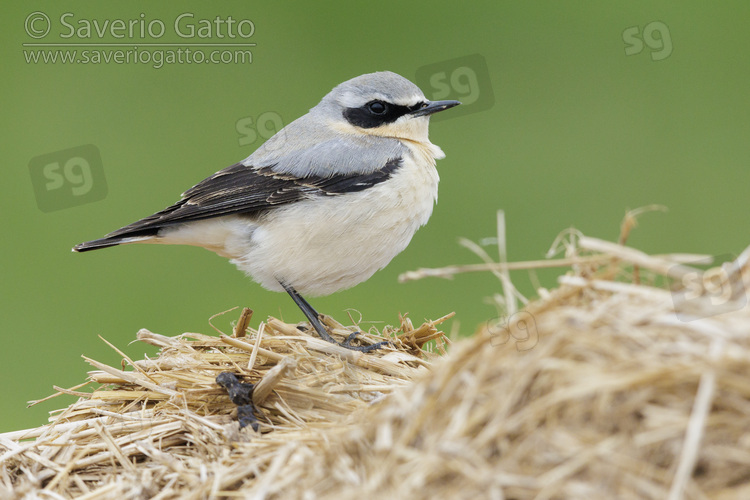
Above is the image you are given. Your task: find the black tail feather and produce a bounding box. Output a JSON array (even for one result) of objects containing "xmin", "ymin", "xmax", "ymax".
[
  {"xmin": 72, "ymin": 229, "xmax": 158, "ymax": 252},
  {"xmin": 73, "ymin": 237, "xmax": 128, "ymax": 252}
]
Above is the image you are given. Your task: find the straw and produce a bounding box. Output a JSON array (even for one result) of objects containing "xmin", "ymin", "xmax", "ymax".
[{"xmin": 3, "ymin": 208, "xmax": 749, "ymax": 499}]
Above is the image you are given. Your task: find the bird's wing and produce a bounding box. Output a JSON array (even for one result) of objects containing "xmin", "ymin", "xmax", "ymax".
[
  {"xmin": 73, "ymin": 150, "xmax": 403, "ymax": 251},
  {"xmin": 127, "ymin": 158, "xmax": 403, "ymax": 230}
]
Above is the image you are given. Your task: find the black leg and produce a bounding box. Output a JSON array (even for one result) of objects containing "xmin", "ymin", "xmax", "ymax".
[
  {"xmin": 279, "ymin": 280, "xmax": 337, "ymax": 344},
  {"xmin": 278, "ymin": 280, "xmax": 387, "ymax": 352}
]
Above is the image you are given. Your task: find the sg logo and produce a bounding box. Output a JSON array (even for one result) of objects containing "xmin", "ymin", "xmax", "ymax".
[
  {"xmin": 43, "ymin": 157, "xmax": 95, "ymax": 196},
  {"xmin": 672, "ymin": 255, "xmax": 747, "ymax": 321},
  {"xmin": 429, "ymin": 66, "xmax": 481, "ymax": 106},
  {"xmin": 415, "ymin": 54, "xmax": 494, "ymax": 121},
  {"xmin": 487, "ymin": 311, "xmax": 538, "ymax": 351},
  {"xmin": 29, "ymin": 144, "xmax": 107, "ymax": 212},
  {"xmin": 623, "ymin": 21, "xmax": 673, "ymax": 61},
  {"xmin": 236, "ymin": 111, "xmax": 286, "ymax": 149}
]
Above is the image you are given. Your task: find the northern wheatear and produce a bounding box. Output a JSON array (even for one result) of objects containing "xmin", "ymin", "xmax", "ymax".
[{"xmin": 74, "ymin": 71, "xmax": 460, "ymax": 351}]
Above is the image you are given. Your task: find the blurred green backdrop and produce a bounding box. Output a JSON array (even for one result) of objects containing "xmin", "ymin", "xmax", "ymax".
[{"xmin": 2, "ymin": 1, "xmax": 749, "ymax": 431}]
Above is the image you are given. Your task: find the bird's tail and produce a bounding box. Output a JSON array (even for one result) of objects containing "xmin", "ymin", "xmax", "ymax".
[{"xmin": 72, "ymin": 235, "xmax": 153, "ymax": 252}]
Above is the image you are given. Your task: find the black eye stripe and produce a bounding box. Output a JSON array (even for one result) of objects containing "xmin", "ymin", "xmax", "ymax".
[{"xmin": 343, "ymin": 100, "xmax": 426, "ymax": 129}]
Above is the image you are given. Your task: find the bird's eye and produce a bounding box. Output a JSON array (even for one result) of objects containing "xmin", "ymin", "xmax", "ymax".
[{"xmin": 367, "ymin": 101, "xmax": 387, "ymax": 115}]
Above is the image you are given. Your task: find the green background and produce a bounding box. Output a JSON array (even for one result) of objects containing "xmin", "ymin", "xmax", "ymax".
[{"xmin": 2, "ymin": 2, "xmax": 748, "ymax": 432}]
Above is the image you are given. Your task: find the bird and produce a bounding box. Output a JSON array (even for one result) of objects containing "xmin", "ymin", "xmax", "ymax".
[{"xmin": 73, "ymin": 71, "xmax": 460, "ymax": 351}]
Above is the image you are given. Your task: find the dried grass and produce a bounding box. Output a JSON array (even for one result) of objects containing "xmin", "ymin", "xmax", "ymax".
[{"xmin": 3, "ymin": 208, "xmax": 750, "ymax": 499}]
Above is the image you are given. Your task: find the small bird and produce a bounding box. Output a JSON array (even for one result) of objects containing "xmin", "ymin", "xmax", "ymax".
[{"xmin": 73, "ymin": 71, "xmax": 460, "ymax": 351}]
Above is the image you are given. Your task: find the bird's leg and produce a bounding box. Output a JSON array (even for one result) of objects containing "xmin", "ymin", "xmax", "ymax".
[
  {"xmin": 278, "ymin": 280, "xmax": 387, "ymax": 352},
  {"xmin": 278, "ymin": 280, "xmax": 336, "ymax": 344}
]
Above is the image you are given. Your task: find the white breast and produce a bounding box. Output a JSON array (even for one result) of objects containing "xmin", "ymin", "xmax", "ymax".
[{"xmin": 227, "ymin": 143, "xmax": 440, "ymax": 296}]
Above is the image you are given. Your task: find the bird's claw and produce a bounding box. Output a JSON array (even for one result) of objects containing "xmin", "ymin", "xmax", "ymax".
[{"xmin": 340, "ymin": 330, "xmax": 389, "ymax": 352}]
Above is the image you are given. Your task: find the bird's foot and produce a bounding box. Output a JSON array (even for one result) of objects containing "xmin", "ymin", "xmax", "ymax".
[
  {"xmin": 279, "ymin": 280, "xmax": 388, "ymax": 352},
  {"xmin": 339, "ymin": 329, "xmax": 390, "ymax": 352},
  {"xmin": 299, "ymin": 322, "xmax": 389, "ymax": 352}
]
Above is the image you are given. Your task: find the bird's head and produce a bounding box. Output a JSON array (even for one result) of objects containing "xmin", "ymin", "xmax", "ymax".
[{"xmin": 314, "ymin": 71, "xmax": 460, "ymax": 143}]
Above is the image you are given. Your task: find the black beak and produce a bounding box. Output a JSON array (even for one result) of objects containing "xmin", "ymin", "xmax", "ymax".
[{"xmin": 410, "ymin": 99, "xmax": 461, "ymax": 117}]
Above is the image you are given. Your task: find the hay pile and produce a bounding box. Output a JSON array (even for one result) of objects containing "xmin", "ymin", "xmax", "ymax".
[
  {"xmin": 3, "ymin": 211, "xmax": 750, "ymax": 499},
  {"xmin": 0, "ymin": 311, "xmax": 450, "ymax": 499}
]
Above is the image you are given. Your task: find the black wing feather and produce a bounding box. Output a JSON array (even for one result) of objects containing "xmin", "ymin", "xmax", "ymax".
[{"xmin": 73, "ymin": 158, "xmax": 402, "ymax": 251}]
